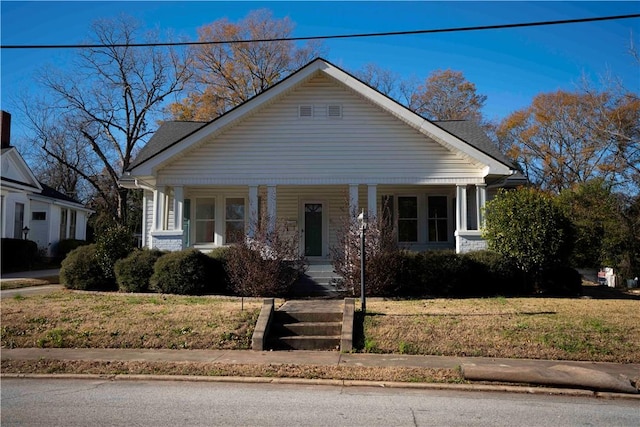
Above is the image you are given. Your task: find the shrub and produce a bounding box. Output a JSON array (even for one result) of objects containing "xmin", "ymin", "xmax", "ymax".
[
  {"xmin": 150, "ymin": 249, "xmax": 224, "ymax": 295},
  {"xmin": 331, "ymin": 205, "xmax": 404, "ymax": 297},
  {"xmin": 53, "ymin": 239, "xmax": 89, "ymax": 262},
  {"xmin": 225, "ymin": 219, "xmax": 305, "ymax": 297},
  {"xmin": 410, "ymin": 251, "xmax": 477, "ymax": 297},
  {"xmin": 483, "ymin": 187, "xmax": 573, "ymax": 284},
  {"xmin": 463, "ymin": 250, "xmax": 523, "ymax": 296},
  {"xmin": 1, "ymin": 238, "xmax": 39, "ymax": 272},
  {"xmin": 534, "ymin": 265, "xmax": 583, "ymax": 296},
  {"xmin": 59, "ymin": 244, "xmax": 113, "ymax": 291},
  {"xmin": 95, "ymin": 224, "xmax": 135, "ymax": 280},
  {"xmin": 114, "ymin": 249, "xmax": 166, "ymax": 293}
]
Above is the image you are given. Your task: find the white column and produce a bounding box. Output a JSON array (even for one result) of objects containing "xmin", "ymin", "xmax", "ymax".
[
  {"xmin": 154, "ymin": 186, "xmax": 166, "ymax": 231},
  {"xmin": 173, "ymin": 186, "xmax": 184, "ymax": 231},
  {"xmin": 367, "ymin": 184, "xmax": 377, "ymax": 219},
  {"xmin": 349, "ymin": 184, "xmax": 359, "ymax": 216},
  {"xmin": 267, "ymin": 185, "xmax": 277, "ymax": 234},
  {"xmin": 456, "ymin": 185, "xmax": 467, "ymax": 232},
  {"xmin": 476, "ymin": 184, "xmax": 487, "ymax": 229},
  {"xmin": 248, "ymin": 185, "xmax": 259, "ymax": 238}
]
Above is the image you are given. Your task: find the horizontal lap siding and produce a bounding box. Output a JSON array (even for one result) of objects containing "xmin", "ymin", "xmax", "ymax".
[{"xmin": 159, "ymin": 74, "xmax": 481, "ymax": 182}]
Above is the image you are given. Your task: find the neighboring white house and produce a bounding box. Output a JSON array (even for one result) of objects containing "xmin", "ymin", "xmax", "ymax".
[
  {"xmin": 120, "ymin": 58, "xmax": 525, "ymax": 257},
  {"xmin": 1, "ymin": 111, "xmax": 92, "ymax": 257}
]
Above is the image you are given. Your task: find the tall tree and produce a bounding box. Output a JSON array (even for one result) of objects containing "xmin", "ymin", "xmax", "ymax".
[
  {"xmin": 497, "ymin": 88, "xmax": 640, "ymax": 193},
  {"xmin": 22, "ymin": 15, "xmax": 191, "ymax": 225},
  {"xmin": 409, "ymin": 69, "xmax": 487, "ymax": 122},
  {"xmin": 169, "ymin": 9, "xmax": 324, "ymax": 121}
]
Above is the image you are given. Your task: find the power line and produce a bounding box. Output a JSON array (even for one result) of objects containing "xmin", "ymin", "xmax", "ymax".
[{"xmin": 2, "ymin": 14, "xmax": 639, "ymax": 50}]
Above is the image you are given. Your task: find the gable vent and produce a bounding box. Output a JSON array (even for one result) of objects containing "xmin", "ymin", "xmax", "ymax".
[
  {"xmin": 328, "ymin": 105, "xmax": 342, "ymax": 118},
  {"xmin": 298, "ymin": 105, "xmax": 313, "ymax": 118}
]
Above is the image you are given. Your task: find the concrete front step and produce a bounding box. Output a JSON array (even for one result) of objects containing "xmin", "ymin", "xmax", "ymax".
[
  {"xmin": 274, "ymin": 311, "xmax": 342, "ymax": 323},
  {"xmin": 271, "ymin": 335, "xmax": 341, "ymax": 351},
  {"xmin": 275, "ymin": 321, "xmax": 342, "ymax": 336}
]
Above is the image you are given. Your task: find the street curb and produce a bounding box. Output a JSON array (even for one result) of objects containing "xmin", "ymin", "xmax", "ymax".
[{"xmin": 3, "ymin": 373, "xmax": 639, "ymax": 400}]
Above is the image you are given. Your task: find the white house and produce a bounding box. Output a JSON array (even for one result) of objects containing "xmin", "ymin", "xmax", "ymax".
[
  {"xmin": 1, "ymin": 111, "xmax": 91, "ymax": 257},
  {"xmin": 120, "ymin": 58, "xmax": 524, "ymax": 258}
]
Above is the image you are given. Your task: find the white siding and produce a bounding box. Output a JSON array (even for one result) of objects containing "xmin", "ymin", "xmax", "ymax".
[
  {"xmin": 158, "ymin": 74, "xmax": 482, "ymax": 185},
  {"xmin": 144, "ymin": 190, "xmax": 154, "ymax": 248}
]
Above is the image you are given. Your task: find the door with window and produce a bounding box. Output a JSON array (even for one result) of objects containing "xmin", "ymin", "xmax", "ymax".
[{"xmin": 303, "ymin": 203, "xmax": 323, "ymax": 257}]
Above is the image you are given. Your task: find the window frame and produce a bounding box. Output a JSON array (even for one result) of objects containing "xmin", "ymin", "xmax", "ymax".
[
  {"xmin": 397, "ymin": 195, "xmax": 419, "ymax": 243},
  {"xmin": 427, "ymin": 195, "xmax": 450, "ymax": 243}
]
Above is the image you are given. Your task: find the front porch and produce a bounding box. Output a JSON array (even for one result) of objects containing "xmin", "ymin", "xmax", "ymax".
[{"xmin": 143, "ymin": 182, "xmax": 489, "ymax": 255}]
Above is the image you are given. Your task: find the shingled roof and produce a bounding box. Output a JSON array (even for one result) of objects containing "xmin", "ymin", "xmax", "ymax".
[{"xmin": 129, "ymin": 121, "xmax": 207, "ymax": 170}]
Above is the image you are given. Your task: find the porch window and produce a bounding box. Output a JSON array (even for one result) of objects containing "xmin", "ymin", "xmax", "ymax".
[
  {"xmin": 69, "ymin": 210, "xmax": 77, "ymax": 239},
  {"xmin": 195, "ymin": 198, "xmax": 215, "ymax": 244},
  {"xmin": 59, "ymin": 208, "xmax": 68, "ymax": 240},
  {"xmin": 225, "ymin": 198, "xmax": 245, "ymax": 244},
  {"xmin": 398, "ymin": 196, "xmax": 418, "ymax": 242},
  {"xmin": 428, "ymin": 196, "xmax": 448, "ymax": 242}
]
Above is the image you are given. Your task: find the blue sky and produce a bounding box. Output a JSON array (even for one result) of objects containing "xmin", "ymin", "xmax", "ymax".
[{"xmin": 1, "ymin": 1, "xmax": 639, "ymax": 144}]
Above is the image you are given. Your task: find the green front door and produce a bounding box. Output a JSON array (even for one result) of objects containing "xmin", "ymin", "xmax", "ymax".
[{"xmin": 304, "ymin": 203, "xmax": 323, "ymax": 256}]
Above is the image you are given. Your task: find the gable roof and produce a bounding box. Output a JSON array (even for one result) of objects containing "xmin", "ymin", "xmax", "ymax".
[
  {"xmin": 1, "ymin": 146, "xmax": 43, "ymax": 192},
  {"xmin": 126, "ymin": 58, "xmax": 515, "ymax": 177}
]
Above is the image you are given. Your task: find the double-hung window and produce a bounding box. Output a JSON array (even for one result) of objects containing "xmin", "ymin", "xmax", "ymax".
[
  {"xmin": 225, "ymin": 198, "xmax": 245, "ymax": 244},
  {"xmin": 427, "ymin": 196, "xmax": 448, "ymax": 242},
  {"xmin": 397, "ymin": 196, "xmax": 418, "ymax": 242},
  {"xmin": 195, "ymin": 198, "xmax": 215, "ymax": 244}
]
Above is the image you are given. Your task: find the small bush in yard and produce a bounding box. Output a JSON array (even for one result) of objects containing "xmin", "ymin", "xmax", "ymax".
[
  {"xmin": 1, "ymin": 238, "xmax": 39, "ymax": 272},
  {"xmin": 226, "ymin": 219, "xmax": 305, "ymax": 297},
  {"xmin": 54, "ymin": 239, "xmax": 89, "ymax": 262},
  {"xmin": 534, "ymin": 265, "xmax": 582, "ymax": 296},
  {"xmin": 150, "ymin": 249, "xmax": 224, "ymax": 295},
  {"xmin": 95, "ymin": 224, "xmax": 135, "ymax": 281},
  {"xmin": 463, "ymin": 250, "xmax": 523, "ymax": 296},
  {"xmin": 410, "ymin": 251, "xmax": 477, "ymax": 297},
  {"xmin": 114, "ymin": 249, "xmax": 166, "ymax": 293},
  {"xmin": 60, "ymin": 244, "xmax": 113, "ymax": 291}
]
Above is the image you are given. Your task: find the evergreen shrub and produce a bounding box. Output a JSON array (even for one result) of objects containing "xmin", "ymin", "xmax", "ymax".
[
  {"xmin": 60, "ymin": 244, "xmax": 113, "ymax": 290},
  {"xmin": 114, "ymin": 249, "xmax": 166, "ymax": 293}
]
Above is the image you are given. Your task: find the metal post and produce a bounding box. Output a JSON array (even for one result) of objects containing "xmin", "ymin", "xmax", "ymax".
[{"xmin": 358, "ymin": 210, "xmax": 367, "ymax": 314}]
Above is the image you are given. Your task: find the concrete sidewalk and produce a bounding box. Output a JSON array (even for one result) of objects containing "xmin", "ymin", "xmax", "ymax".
[
  {"xmin": 1, "ymin": 269, "xmax": 60, "ymax": 280},
  {"xmin": 2, "ymin": 347, "xmax": 638, "ymax": 395}
]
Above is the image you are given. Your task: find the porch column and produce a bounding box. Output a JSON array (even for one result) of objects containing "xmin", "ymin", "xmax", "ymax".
[
  {"xmin": 173, "ymin": 186, "xmax": 184, "ymax": 231},
  {"xmin": 476, "ymin": 184, "xmax": 487, "ymax": 229},
  {"xmin": 456, "ymin": 185, "xmax": 468, "ymax": 232},
  {"xmin": 248, "ymin": 185, "xmax": 259, "ymax": 238},
  {"xmin": 267, "ymin": 185, "xmax": 277, "ymax": 234},
  {"xmin": 153, "ymin": 186, "xmax": 166, "ymax": 231},
  {"xmin": 367, "ymin": 184, "xmax": 377, "ymax": 218},
  {"xmin": 349, "ymin": 184, "xmax": 359, "ymax": 216}
]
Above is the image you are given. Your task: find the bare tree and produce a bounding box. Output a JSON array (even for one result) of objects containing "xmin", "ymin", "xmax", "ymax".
[
  {"xmin": 168, "ymin": 9, "xmax": 324, "ymax": 121},
  {"xmin": 22, "ymin": 15, "xmax": 191, "ymax": 225},
  {"xmin": 409, "ymin": 69, "xmax": 487, "ymax": 122}
]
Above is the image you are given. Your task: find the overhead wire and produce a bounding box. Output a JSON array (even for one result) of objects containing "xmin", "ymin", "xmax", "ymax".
[{"xmin": 1, "ymin": 14, "xmax": 639, "ymax": 49}]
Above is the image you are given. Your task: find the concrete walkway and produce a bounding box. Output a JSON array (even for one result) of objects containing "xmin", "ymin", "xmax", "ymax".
[
  {"xmin": 2, "ymin": 347, "xmax": 638, "ymax": 395},
  {"xmin": 1, "ymin": 269, "xmax": 60, "ymax": 280}
]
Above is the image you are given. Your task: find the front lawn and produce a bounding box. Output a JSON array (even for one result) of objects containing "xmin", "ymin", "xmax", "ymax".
[{"xmin": 2, "ymin": 287, "xmax": 638, "ymax": 363}]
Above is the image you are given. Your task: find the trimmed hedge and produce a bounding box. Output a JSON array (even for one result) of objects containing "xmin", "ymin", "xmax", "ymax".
[
  {"xmin": 114, "ymin": 249, "xmax": 166, "ymax": 293},
  {"xmin": 150, "ymin": 249, "xmax": 225, "ymax": 295},
  {"xmin": 60, "ymin": 244, "xmax": 114, "ymax": 291},
  {"xmin": 54, "ymin": 239, "xmax": 89, "ymax": 262},
  {"xmin": 359, "ymin": 249, "xmax": 579, "ymax": 298},
  {"xmin": 1, "ymin": 238, "xmax": 38, "ymax": 272}
]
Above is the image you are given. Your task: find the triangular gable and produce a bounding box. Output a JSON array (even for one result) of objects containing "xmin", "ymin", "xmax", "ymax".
[
  {"xmin": 127, "ymin": 58, "xmax": 514, "ymax": 177},
  {"xmin": 0, "ymin": 147, "xmax": 42, "ymax": 192}
]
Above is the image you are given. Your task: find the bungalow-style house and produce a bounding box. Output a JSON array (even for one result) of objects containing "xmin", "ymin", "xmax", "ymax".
[
  {"xmin": 1, "ymin": 111, "xmax": 91, "ymax": 257},
  {"xmin": 121, "ymin": 58, "xmax": 523, "ymax": 258}
]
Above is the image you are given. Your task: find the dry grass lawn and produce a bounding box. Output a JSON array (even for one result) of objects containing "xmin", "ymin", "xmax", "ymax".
[
  {"xmin": 364, "ymin": 291, "xmax": 640, "ymax": 363},
  {"xmin": 2, "ymin": 286, "xmax": 639, "ymax": 365},
  {"xmin": 2, "ymin": 291, "xmax": 261, "ymax": 350}
]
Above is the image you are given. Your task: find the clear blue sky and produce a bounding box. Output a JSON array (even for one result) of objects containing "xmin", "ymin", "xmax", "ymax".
[{"xmin": 1, "ymin": 1, "xmax": 639, "ymax": 145}]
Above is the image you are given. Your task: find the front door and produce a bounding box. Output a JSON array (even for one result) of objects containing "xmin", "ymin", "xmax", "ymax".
[{"xmin": 304, "ymin": 203, "xmax": 323, "ymax": 257}]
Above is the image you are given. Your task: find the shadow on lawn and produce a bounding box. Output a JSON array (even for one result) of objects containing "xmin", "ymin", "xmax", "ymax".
[{"xmin": 580, "ymin": 284, "xmax": 640, "ymax": 300}]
